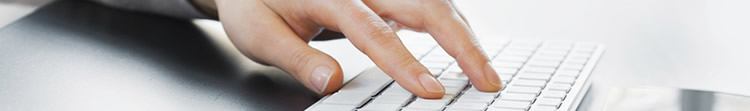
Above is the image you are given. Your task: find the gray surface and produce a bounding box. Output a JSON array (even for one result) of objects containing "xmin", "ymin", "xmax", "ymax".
[
  {"xmin": 586, "ymin": 87, "xmax": 750, "ymax": 111},
  {"xmin": 0, "ymin": 0, "xmax": 52, "ymax": 27},
  {"xmin": 0, "ymin": 1, "xmax": 317, "ymax": 110}
]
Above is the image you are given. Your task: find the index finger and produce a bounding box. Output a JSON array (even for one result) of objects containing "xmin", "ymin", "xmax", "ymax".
[
  {"xmin": 322, "ymin": 1, "xmax": 446, "ymax": 98},
  {"xmin": 422, "ymin": 2, "xmax": 503, "ymax": 92}
]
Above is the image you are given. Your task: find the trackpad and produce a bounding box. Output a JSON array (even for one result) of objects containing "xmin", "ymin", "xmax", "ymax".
[{"xmin": 581, "ymin": 87, "xmax": 750, "ymax": 111}]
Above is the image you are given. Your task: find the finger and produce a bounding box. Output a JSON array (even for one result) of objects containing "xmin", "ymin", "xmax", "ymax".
[
  {"xmin": 317, "ymin": 0, "xmax": 445, "ymax": 98},
  {"xmin": 450, "ymin": 0, "xmax": 472, "ymax": 29},
  {"xmin": 421, "ymin": 1, "xmax": 502, "ymax": 92},
  {"xmin": 216, "ymin": 0, "xmax": 343, "ymax": 95}
]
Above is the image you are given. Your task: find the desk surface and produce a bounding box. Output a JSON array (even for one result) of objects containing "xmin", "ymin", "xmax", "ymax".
[
  {"xmin": 0, "ymin": 1, "xmax": 318, "ymax": 110},
  {"xmin": 2, "ymin": 0, "xmax": 750, "ymax": 111}
]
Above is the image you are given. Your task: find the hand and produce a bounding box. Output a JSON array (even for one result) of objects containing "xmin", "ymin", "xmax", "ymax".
[{"xmin": 211, "ymin": 0, "xmax": 502, "ymax": 99}]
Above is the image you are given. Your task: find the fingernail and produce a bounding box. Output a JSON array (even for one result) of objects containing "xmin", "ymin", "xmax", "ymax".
[
  {"xmin": 484, "ymin": 63, "xmax": 502, "ymax": 90},
  {"xmin": 418, "ymin": 73, "xmax": 444, "ymax": 94},
  {"xmin": 310, "ymin": 66, "xmax": 332, "ymax": 94}
]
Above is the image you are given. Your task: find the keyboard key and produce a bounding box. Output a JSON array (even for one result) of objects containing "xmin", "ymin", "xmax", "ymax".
[
  {"xmin": 412, "ymin": 96, "xmax": 455, "ymax": 105},
  {"xmin": 530, "ymin": 56, "xmax": 565, "ymax": 63},
  {"xmin": 546, "ymin": 83, "xmax": 573, "ymax": 92},
  {"xmin": 506, "ymin": 86, "xmax": 543, "ymax": 95},
  {"xmin": 509, "ymin": 40, "xmax": 541, "ymax": 48},
  {"xmin": 445, "ymin": 65, "xmax": 463, "ymax": 73},
  {"xmin": 517, "ymin": 73, "xmax": 552, "ymax": 81},
  {"xmin": 337, "ymin": 68, "xmax": 394, "ymax": 95},
  {"xmin": 464, "ymin": 87, "xmax": 500, "ymax": 96},
  {"xmin": 526, "ymin": 61, "xmax": 561, "ymax": 68},
  {"xmin": 554, "ymin": 70, "xmax": 580, "ymax": 77},
  {"xmin": 559, "ymin": 63, "xmax": 585, "ymax": 71},
  {"xmin": 523, "ymin": 67, "xmax": 557, "ymax": 74},
  {"xmin": 407, "ymin": 46, "xmax": 436, "ymax": 57},
  {"xmin": 493, "ymin": 55, "xmax": 529, "ymax": 63},
  {"xmin": 306, "ymin": 104, "xmax": 356, "ymax": 111},
  {"xmin": 380, "ymin": 83, "xmax": 411, "ymax": 96},
  {"xmin": 445, "ymin": 87, "xmax": 465, "ymax": 95},
  {"xmin": 406, "ymin": 97, "xmax": 455, "ymax": 110},
  {"xmin": 502, "ymin": 49, "xmax": 535, "ymax": 57},
  {"xmin": 493, "ymin": 67, "xmax": 519, "ymax": 75},
  {"xmin": 536, "ymin": 50, "xmax": 569, "ymax": 57},
  {"xmin": 564, "ymin": 57, "xmax": 588, "ymax": 65},
  {"xmin": 550, "ymin": 76, "xmax": 577, "ymax": 85},
  {"xmin": 500, "ymin": 75, "xmax": 516, "ymax": 81},
  {"xmin": 427, "ymin": 68, "xmax": 444, "ymax": 76},
  {"xmin": 321, "ymin": 92, "xmax": 371, "ymax": 106},
  {"xmin": 512, "ymin": 79, "xmax": 548, "ymax": 87},
  {"xmin": 422, "ymin": 61, "xmax": 452, "ymax": 69},
  {"xmin": 454, "ymin": 97, "xmax": 493, "ymax": 105},
  {"xmin": 534, "ymin": 98, "xmax": 563, "ymax": 107},
  {"xmin": 439, "ymin": 72, "xmax": 469, "ymax": 80},
  {"xmin": 567, "ymin": 53, "xmax": 592, "ymax": 60},
  {"xmin": 491, "ymin": 100, "xmax": 531, "ymax": 110},
  {"xmin": 492, "ymin": 61, "xmax": 524, "ymax": 69},
  {"xmin": 438, "ymin": 78, "xmax": 469, "ymax": 88},
  {"xmin": 445, "ymin": 102, "xmax": 488, "ymax": 111},
  {"xmin": 455, "ymin": 94, "xmax": 495, "ymax": 104},
  {"xmin": 369, "ymin": 94, "xmax": 412, "ymax": 106},
  {"xmin": 498, "ymin": 93, "xmax": 537, "ymax": 102},
  {"xmin": 529, "ymin": 105, "xmax": 558, "ymax": 111},
  {"xmin": 358, "ymin": 103, "xmax": 402, "ymax": 111},
  {"xmin": 540, "ymin": 90, "xmax": 567, "ymax": 100},
  {"xmin": 401, "ymin": 107, "xmax": 442, "ymax": 111},
  {"xmin": 486, "ymin": 107, "xmax": 526, "ymax": 111}
]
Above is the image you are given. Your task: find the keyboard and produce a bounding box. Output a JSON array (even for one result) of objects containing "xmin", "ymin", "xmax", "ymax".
[{"xmin": 306, "ymin": 38, "xmax": 605, "ymax": 111}]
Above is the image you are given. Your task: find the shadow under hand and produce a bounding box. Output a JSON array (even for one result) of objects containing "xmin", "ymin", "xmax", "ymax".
[{"xmin": 0, "ymin": 0, "xmax": 319, "ymax": 110}]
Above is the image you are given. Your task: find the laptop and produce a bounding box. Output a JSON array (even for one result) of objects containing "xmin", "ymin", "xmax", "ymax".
[{"xmin": 306, "ymin": 32, "xmax": 605, "ymax": 111}]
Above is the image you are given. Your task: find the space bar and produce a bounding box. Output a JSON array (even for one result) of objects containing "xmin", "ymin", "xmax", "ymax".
[{"xmin": 337, "ymin": 67, "xmax": 393, "ymax": 96}]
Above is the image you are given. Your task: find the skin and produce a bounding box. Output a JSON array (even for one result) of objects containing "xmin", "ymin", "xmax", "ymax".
[{"xmin": 196, "ymin": 0, "xmax": 503, "ymax": 99}]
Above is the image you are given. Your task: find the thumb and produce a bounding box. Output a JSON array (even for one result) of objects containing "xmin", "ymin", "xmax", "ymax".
[
  {"xmin": 282, "ymin": 47, "xmax": 344, "ymax": 95},
  {"xmin": 216, "ymin": 0, "xmax": 343, "ymax": 95}
]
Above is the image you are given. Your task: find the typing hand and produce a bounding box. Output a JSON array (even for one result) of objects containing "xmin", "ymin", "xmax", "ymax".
[{"xmin": 213, "ymin": 0, "xmax": 501, "ymax": 98}]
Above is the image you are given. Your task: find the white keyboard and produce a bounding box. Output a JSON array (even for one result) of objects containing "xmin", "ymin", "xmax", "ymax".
[{"xmin": 306, "ymin": 39, "xmax": 605, "ymax": 111}]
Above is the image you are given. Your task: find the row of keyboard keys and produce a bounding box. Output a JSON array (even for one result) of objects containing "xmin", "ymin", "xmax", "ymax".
[
  {"xmin": 358, "ymin": 103, "xmax": 402, "ymax": 111},
  {"xmin": 485, "ymin": 41, "xmax": 576, "ymax": 111},
  {"xmin": 308, "ymin": 68, "xmax": 394, "ymax": 111},
  {"xmin": 318, "ymin": 92, "xmax": 370, "ymax": 110},
  {"xmin": 404, "ymin": 96, "xmax": 455, "ymax": 111},
  {"xmin": 307, "ymin": 39, "xmax": 601, "ymax": 111},
  {"xmin": 491, "ymin": 100, "xmax": 531, "ymax": 110}
]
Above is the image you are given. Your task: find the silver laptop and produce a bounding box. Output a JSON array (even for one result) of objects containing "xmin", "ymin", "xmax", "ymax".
[{"xmin": 306, "ymin": 34, "xmax": 605, "ymax": 111}]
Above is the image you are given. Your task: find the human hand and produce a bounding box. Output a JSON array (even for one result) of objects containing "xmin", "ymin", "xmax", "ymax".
[{"xmin": 212, "ymin": 0, "xmax": 501, "ymax": 99}]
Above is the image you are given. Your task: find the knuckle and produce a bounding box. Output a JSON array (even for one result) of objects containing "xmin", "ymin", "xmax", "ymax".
[
  {"xmin": 366, "ymin": 25, "xmax": 397, "ymax": 44},
  {"xmin": 420, "ymin": 0, "xmax": 452, "ymax": 8},
  {"xmin": 287, "ymin": 47, "xmax": 317, "ymax": 74},
  {"xmin": 387, "ymin": 55, "xmax": 424, "ymax": 77},
  {"xmin": 456, "ymin": 47, "xmax": 489, "ymax": 63}
]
